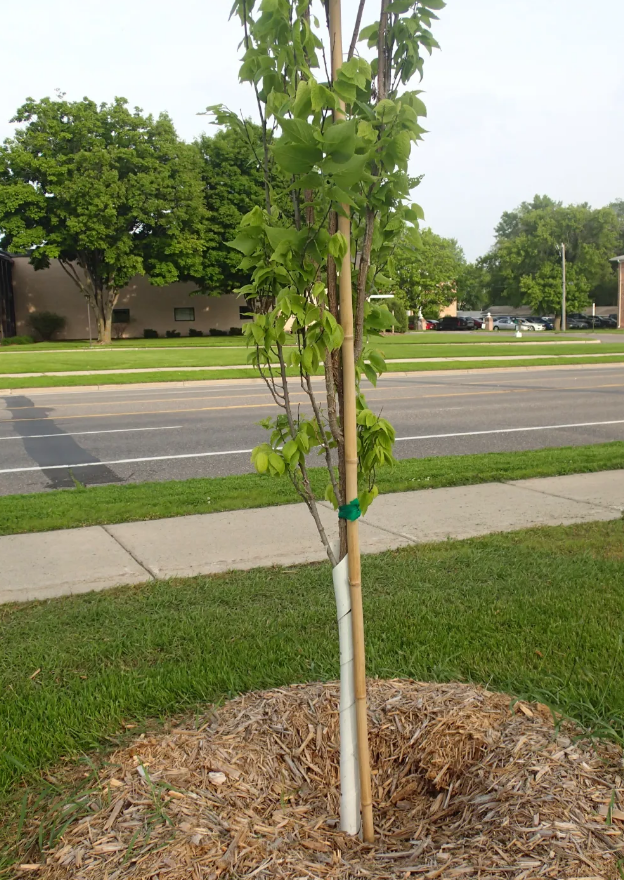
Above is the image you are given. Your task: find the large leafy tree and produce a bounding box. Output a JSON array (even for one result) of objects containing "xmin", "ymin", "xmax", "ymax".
[
  {"xmin": 392, "ymin": 227, "xmax": 465, "ymax": 314},
  {"xmin": 195, "ymin": 122, "xmax": 283, "ymax": 294},
  {"xmin": 482, "ymin": 195, "xmax": 621, "ymax": 315},
  {"xmin": 0, "ymin": 95, "xmax": 207, "ymax": 342},
  {"xmin": 456, "ymin": 261, "xmax": 490, "ymax": 310}
]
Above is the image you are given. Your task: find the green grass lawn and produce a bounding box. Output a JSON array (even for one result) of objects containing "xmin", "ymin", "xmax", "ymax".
[
  {"xmin": 1, "ymin": 352, "xmax": 624, "ymax": 389},
  {"xmin": 1, "ymin": 330, "xmax": 609, "ymax": 353},
  {"xmin": 1, "ymin": 517, "xmax": 623, "ymax": 804},
  {"xmin": 1, "ymin": 441, "xmax": 623, "ymax": 536},
  {"xmin": 3, "ymin": 338, "xmax": 624, "ymax": 374}
]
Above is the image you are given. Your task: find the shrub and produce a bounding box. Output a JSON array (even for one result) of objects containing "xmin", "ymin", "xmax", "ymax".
[
  {"xmin": 188, "ymin": 328, "xmax": 203, "ymax": 337},
  {"xmin": 388, "ymin": 298, "xmax": 408, "ymax": 333},
  {"xmin": 28, "ymin": 311, "xmax": 66, "ymax": 341},
  {"xmin": 209, "ymin": 328, "xmax": 228, "ymax": 337},
  {"xmin": 143, "ymin": 329, "xmax": 159, "ymax": 339},
  {"xmin": 112, "ymin": 321, "xmax": 132, "ymax": 340},
  {"xmin": 1, "ymin": 335, "xmax": 35, "ymax": 346},
  {"xmin": 165, "ymin": 329, "xmax": 181, "ymax": 338},
  {"xmin": 229, "ymin": 327, "xmax": 244, "ymax": 336}
]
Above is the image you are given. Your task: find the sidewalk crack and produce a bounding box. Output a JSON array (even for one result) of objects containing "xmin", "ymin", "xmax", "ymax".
[
  {"xmin": 503, "ymin": 480, "xmax": 623, "ymax": 513},
  {"xmin": 101, "ymin": 526, "xmax": 157, "ymax": 579}
]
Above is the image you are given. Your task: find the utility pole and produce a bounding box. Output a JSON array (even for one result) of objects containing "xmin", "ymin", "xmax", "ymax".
[
  {"xmin": 328, "ymin": 0, "xmax": 374, "ymax": 844},
  {"xmin": 561, "ymin": 242, "xmax": 566, "ymax": 332}
]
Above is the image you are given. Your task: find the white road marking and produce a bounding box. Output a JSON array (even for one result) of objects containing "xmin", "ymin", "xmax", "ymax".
[
  {"xmin": 0, "ymin": 426, "xmax": 183, "ymax": 442},
  {"xmin": 0, "ymin": 418, "xmax": 623, "ymax": 475},
  {"xmin": 395, "ymin": 418, "xmax": 624, "ymax": 442},
  {"xmin": 0, "ymin": 448, "xmax": 255, "ymax": 473}
]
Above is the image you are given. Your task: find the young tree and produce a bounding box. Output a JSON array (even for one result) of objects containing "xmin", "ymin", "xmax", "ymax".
[
  {"xmin": 217, "ymin": 0, "xmax": 443, "ymax": 840},
  {"xmin": 0, "ymin": 96, "xmax": 207, "ymax": 343}
]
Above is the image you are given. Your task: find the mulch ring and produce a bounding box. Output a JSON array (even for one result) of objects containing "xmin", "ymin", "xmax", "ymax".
[{"xmin": 18, "ymin": 680, "xmax": 624, "ymax": 879}]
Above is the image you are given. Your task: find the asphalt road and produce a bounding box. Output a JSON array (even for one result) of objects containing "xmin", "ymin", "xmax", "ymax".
[{"xmin": 1, "ymin": 364, "xmax": 623, "ymax": 496}]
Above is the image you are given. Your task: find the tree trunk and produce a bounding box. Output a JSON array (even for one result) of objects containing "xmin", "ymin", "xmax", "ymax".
[{"xmin": 94, "ymin": 288, "xmax": 117, "ymax": 344}]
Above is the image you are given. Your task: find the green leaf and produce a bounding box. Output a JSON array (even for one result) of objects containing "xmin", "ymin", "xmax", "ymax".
[
  {"xmin": 358, "ymin": 23, "xmax": 378, "ymax": 42},
  {"xmin": 362, "ymin": 362, "xmax": 377, "ymax": 386},
  {"xmin": 328, "ymin": 231, "xmax": 348, "ymax": 262},
  {"xmin": 322, "ymin": 151, "xmax": 372, "ymax": 187},
  {"xmin": 272, "ymin": 141, "xmax": 322, "ymax": 174},
  {"xmin": 282, "ymin": 439, "xmax": 299, "ymax": 463},
  {"xmin": 376, "ymin": 99, "xmax": 397, "ymax": 121},
  {"xmin": 310, "ymin": 81, "xmax": 337, "ymax": 112},
  {"xmin": 268, "ymin": 452, "xmax": 286, "ymax": 475},
  {"xmin": 321, "ymin": 120, "xmax": 357, "ymax": 163},
  {"xmin": 279, "ymin": 117, "xmax": 317, "ymax": 146},
  {"xmin": 324, "ymin": 483, "xmax": 339, "ymax": 509},
  {"xmin": 254, "ymin": 451, "xmax": 269, "ymax": 474},
  {"xmin": 357, "ymin": 120, "xmax": 377, "ymax": 143},
  {"xmin": 293, "ymin": 80, "xmax": 312, "ymax": 118},
  {"xmin": 327, "ymin": 186, "xmax": 357, "ymax": 208},
  {"xmin": 265, "ymin": 226, "xmax": 299, "ymax": 250},
  {"xmin": 302, "ymin": 346, "xmax": 314, "ymax": 373},
  {"xmin": 227, "ymin": 233, "xmax": 260, "ymax": 256}
]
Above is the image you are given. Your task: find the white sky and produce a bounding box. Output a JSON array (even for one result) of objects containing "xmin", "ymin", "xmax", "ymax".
[{"xmin": 2, "ymin": 0, "xmax": 623, "ymax": 260}]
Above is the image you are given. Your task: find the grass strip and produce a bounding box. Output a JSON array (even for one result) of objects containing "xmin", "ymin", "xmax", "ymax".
[
  {"xmin": 1, "ymin": 441, "xmax": 623, "ymax": 536},
  {"xmin": 2, "ymin": 341, "xmax": 624, "ymax": 374},
  {"xmin": 0, "ymin": 517, "xmax": 623, "ymax": 804},
  {"xmin": 1, "ymin": 353, "xmax": 624, "ymax": 390}
]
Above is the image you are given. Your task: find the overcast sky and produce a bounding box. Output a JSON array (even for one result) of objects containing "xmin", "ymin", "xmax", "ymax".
[{"xmin": 2, "ymin": 0, "xmax": 622, "ymax": 260}]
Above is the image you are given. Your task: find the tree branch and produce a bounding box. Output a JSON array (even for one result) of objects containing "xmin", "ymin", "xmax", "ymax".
[
  {"xmin": 378, "ymin": 0, "xmax": 391, "ymax": 101},
  {"xmin": 354, "ymin": 207, "xmax": 375, "ymax": 361},
  {"xmin": 347, "ymin": 0, "xmax": 366, "ymax": 61}
]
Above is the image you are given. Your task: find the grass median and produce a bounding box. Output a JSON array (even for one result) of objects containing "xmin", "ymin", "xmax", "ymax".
[
  {"xmin": 0, "ymin": 517, "xmax": 623, "ymax": 838},
  {"xmin": 1, "ymin": 352, "xmax": 624, "ymax": 390},
  {"xmin": 1, "ymin": 441, "xmax": 623, "ymax": 536},
  {"xmin": 2, "ymin": 337, "xmax": 623, "ymax": 375}
]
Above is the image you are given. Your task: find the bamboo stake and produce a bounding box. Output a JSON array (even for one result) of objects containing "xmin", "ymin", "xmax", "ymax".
[{"xmin": 327, "ymin": 0, "xmax": 374, "ymax": 844}]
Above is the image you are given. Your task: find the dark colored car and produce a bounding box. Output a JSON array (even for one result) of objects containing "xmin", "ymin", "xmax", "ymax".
[{"xmin": 436, "ymin": 316, "xmax": 476, "ymax": 331}]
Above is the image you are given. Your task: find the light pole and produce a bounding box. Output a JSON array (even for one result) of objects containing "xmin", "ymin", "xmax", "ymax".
[{"xmin": 560, "ymin": 243, "xmax": 567, "ymax": 332}]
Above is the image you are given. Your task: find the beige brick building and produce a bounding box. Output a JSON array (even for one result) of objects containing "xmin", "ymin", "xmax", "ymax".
[{"xmin": 6, "ymin": 256, "xmax": 246, "ymax": 340}]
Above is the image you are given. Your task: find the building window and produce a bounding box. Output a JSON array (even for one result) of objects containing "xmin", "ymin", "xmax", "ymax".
[
  {"xmin": 174, "ymin": 307, "xmax": 195, "ymax": 321},
  {"xmin": 112, "ymin": 308, "xmax": 130, "ymax": 323},
  {"xmin": 239, "ymin": 306, "xmax": 253, "ymax": 320}
]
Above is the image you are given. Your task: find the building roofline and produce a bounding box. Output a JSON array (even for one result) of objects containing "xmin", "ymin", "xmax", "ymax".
[
  {"xmin": 0, "ymin": 250, "xmax": 14, "ymax": 264},
  {"xmin": 610, "ymin": 255, "xmax": 624, "ymax": 262}
]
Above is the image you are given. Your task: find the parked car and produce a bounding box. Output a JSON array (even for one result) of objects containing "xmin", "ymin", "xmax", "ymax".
[
  {"xmin": 436, "ymin": 316, "xmax": 476, "ymax": 331},
  {"xmin": 425, "ymin": 319, "xmax": 439, "ymax": 330},
  {"xmin": 472, "ymin": 317, "xmax": 484, "ymax": 329},
  {"xmin": 528, "ymin": 316, "xmax": 554, "ymax": 330},
  {"xmin": 567, "ymin": 316, "xmax": 591, "ymax": 329},
  {"xmin": 492, "ymin": 317, "xmax": 543, "ymax": 332}
]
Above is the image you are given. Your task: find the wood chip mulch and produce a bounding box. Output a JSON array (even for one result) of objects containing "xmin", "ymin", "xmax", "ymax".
[{"xmin": 20, "ymin": 680, "xmax": 624, "ymax": 879}]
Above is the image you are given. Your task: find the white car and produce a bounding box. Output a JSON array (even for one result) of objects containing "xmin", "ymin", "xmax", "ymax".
[{"xmin": 492, "ymin": 317, "xmax": 544, "ymax": 332}]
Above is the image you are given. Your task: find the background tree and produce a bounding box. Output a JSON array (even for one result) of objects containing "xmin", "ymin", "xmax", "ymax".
[
  {"xmin": 456, "ymin": 261, "xmax": 490, "ymax": 310},
  {"xmin": 482, "ymin": 195, "xmax": 621, "ymax": 315},
  {"xmin": 195, "ymin": 122, "xmax": 291, "ymax": 294},
  {"xmin": 0, "ymin": 95, "xmax": 207, "ymax": 343},
  {"xmin": 392, "ymin": 227, "xmax": 464, "ymax": 315}
]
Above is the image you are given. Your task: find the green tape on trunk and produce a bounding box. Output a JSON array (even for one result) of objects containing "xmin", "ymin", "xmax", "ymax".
[{"xmin": 338, "ymin": 499, "xmax": 361, "ymax": 521}]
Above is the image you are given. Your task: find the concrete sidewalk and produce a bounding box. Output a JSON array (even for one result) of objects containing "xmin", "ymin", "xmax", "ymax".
[{"xmin": 2, "ymin": 469, "xmax": 623, "ymax": 604}]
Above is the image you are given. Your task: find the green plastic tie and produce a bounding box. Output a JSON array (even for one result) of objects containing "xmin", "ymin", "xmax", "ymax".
[{"xmin": 338, "ymin": 498, "xmax": 361, "ymax": 521}]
